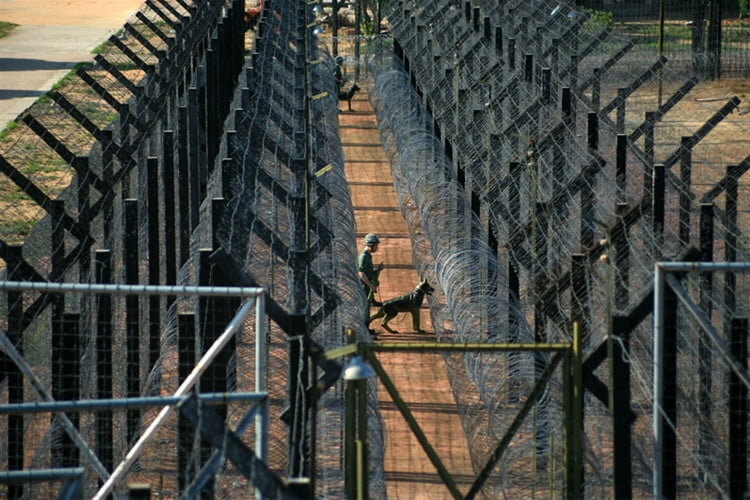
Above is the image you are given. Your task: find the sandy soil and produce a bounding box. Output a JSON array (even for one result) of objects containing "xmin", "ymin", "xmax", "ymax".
[{"xmin": 0, "ymin": 0, "xmax": 144, "ymax": 27}]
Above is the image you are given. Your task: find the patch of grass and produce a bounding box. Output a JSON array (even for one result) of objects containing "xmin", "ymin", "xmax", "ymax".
[
  {"xmin": 21, "ymin": 159, "xmax": 62, "ymax": 176},
  {"xmin": 0, "ymin": 219, "xmax": 37, "ymax": 240},
  {"xmin": 49, "ymin": 62, "xmax": 94, "ymax": 93},
  {"xmin": 0, "ymin": 121, "xmax": 19, "ymax": 142},
  {"xmin": 0, "ymin": 189, "xmax": 32, "ymax": 203},
  {"xmin": 0, "ymin": 21, "xmax": 18, "ymax": 39}
]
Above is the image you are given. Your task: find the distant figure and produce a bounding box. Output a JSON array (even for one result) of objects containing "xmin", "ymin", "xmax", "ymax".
[
  {"xmin": 358, "ymin": 233, "xmax": 384, "ymax": 331},
  {"xmin": 333, "ymin": 56, "xmax": 344, "ymax": 95},
  {"xmin": 245, "ymin": 0, "xmax": 264, "ymax": 30}
]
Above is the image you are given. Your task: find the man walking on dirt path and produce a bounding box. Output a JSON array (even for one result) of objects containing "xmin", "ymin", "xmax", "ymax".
[{"xmin": 358, "ymin": 233, "xmax": 383, "ymax": 331}]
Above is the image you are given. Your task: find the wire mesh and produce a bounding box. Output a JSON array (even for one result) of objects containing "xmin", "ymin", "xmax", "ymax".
[
  {"xmin": 1, "ymin": 0, "xmax": 374, "ymax": 497},
  {"xmin": 359, "ymin": 0, "xmax": 749, "ymax": 495},
  {"xmin": 0, "ymin": 287, "xmax": 265, "ymax": 498}
]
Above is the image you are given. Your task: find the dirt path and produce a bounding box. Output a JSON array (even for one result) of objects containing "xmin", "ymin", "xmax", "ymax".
[{"xmin": 340, "ymin": 88, "xmax": 475, "ymax": 498}]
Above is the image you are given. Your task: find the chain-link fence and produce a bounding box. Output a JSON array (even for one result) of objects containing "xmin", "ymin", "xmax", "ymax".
[
  {"xmin": 358, "ymin": 0, "xmax": 749, "ymax": 495},
  {"xmin": 579, "ymin": 0, "xmax": 750, "ymax": 77},
  {"xmin": 1, "ymin": 0, "xmax": 373, "ymax": 497}
]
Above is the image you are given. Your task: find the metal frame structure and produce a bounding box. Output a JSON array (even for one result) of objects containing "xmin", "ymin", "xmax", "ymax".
[
  {"xmin": 652, "ymin": 262, "xmax": 750, "ymax": 499},
  {"xmin": 0, "ymin": 281, "xmax": 270, "ymax": 499},
  {"xmin": 326, "ymin": 325, "xmax": 585, "ymax": 499}
]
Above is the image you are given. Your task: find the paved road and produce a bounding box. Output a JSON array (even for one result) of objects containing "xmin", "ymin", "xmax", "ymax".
[{"xmin": 0, "ymin": 0, "xmax": 144, "ymax": 127}]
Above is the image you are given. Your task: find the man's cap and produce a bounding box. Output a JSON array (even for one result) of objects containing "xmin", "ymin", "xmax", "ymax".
[{"xmin": 364, "ymin": 233, "xmax": 380, "ymax": 245}]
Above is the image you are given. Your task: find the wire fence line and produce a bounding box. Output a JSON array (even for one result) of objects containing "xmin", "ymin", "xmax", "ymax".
[
  {"xmin": 581, "ymin": 0, "xmax": 750, "ymax": 78},
  {"xmin": 0, "ymin": 0, "xmax": 371, "ymax": 497},
  {"xmin": 0, "ymin": 0, "xmax": 747, "ymax": 497},
  {"xmin": 355, "ymin": 0, "xmax": 748, "ymax": 495}
]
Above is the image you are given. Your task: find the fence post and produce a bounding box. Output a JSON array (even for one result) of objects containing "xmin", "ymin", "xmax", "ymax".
[
  {"xmin": 163, "ymin": 131, "xmax": 177, "ymax": 292},
  {"xmin": 698, "ymin": 203, "xmax": 714, "ymax": 477},
  {"xmin": 614, "ymin": 203, "xmax": 630, "ymax": 310},
  {"xmin": 101, "ymin": 130, "xmax": 114, "ymax": 247},
  {"xmin": 524, "ymin": 54, "xmax": 533, "ymax": 83},
  {"xmin": 652, "ymin": 164, "xmax": 665, "ymax": 251},
  {"xmin": 177, "ymin": 312, "xmax": 197, "ymax": 493},
  {"xmin": 123, "ymin": 199, "xmax": 140, "ymax": 443},
  {"xmin": 724, "ymin": 165, "xmax": 737, "ymax": 317},
  {"xmin": 728, "ymin": 317, "xmax": 748, "ymax": 498},
  {"xmin": 679, "ymin": 137, "xmax": 692, "ymax": 247},
  {"xmin": 177, "ymin": 106, "xmax": 190, "ymax": 266},
  {"xmin": 616, "ymin": 88, "xmax": 626, "ymax": 132},
  {"xmin": 94, "ymin": 249, "xmax": 114, "ymax": 479},
  {"xmin": 587, "ymin": 112, "xmax": 598, "ymax": 153},
  {"xmin": 212, "ymin": 198, "xmax": 225, "ymax": 251},
  {"xmin": 52, "ymin": 313, "xmax": 81, "ymax": 468},
  {"xmin": 507, "ymin": 163, "xmax": 521, "ymax": 396},
  {"xmin": 51, "ymin": 199, "xmax": 65, "ymax": 281},
  {"xmin": 4, "ymin": 245, "xmax": 24, "ymax": 499},
  {"xmin": 77, "ymin": 157, "xmax": 91, "ymax": 282},
  {"xmin": 571, "ymin": 254, "xmax": 587, "ymax": 496},
  {"xmin": 187, "ymin": 87, "xmax": 202, "ymax": 232},
  {"xmin": 206, "ymin": 46, "xmax": 219, "ymax": 163},
  {"xmin": 592, "ymin": 68, "xmax": 601, "ymax": 111},
  {"xmin": 611, "ymin": 315, "xmax": 632, "ymax": 498},
  {"xmin": 565, "ymin": 322, "xmax": 583, "ymax": 499},
  {"xmin": 147, "ymin": 158, "xmax": 161, "ymax": 379},
  {"xmin": 616, "ymin": 135, "xmax": 627, "ymax": 201}
]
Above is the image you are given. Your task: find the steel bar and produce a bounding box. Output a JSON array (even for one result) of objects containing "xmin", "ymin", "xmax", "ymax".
[
  {"xmin": 366, "ymin": 342, "xmax": 572, "ymax": 352},
  {"xmin": 0, "ymin": 468, "xmax": 85, "ymax": 483},
  {"xmin": 0, "ymin": 393, "xmax": 267, "ymax": 415},
  {"xmin": 255, "ymin": 292, "xmax": 268, "ymax": 500},
  {"xmin": 0, "ymin": 280, "xmax": 263, "ymax": 297},
  {"xmin": 657, "ymin": 261, "xmax": 749, "ymax": 272},
  {"xmin": 326, "ymin": 342, "xmax": 571, "ymax": 361},
  {"xmin": 653, "ymin": 263, "xmax": 665, "ymax": 499}
]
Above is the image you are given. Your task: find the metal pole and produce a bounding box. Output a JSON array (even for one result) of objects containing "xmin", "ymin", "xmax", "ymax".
[
  {"xmin": 0, "ymin": 467, "xmax": 85, "ymax": 483},
  {"xmin": 255, "ymin": 292, "xmax": 267, "ymax": 500},
  {"xmin": 354, "ymin": 0, "xmax": 361, "ymax": 81},
  {"xmin": 0, "ymin": 280, "xmax": 263, "ymax": 298},
  {"xmin": 571, "ymin": 322, "xmax": 583, "ymax": 499},
  {"xmin": 0, "ymin": 393, "xmax": 267, "ymax": 414},
  {"xmin": 653, "ymin": 264, "xmax": 665, "ymax": 499},
  {"xmin": 93, "ymin": 299, "xmax": 256, "ymax": 499},
  {"xmin": 657, "ymin": 0, "xmax": 665, "ymax": 106}
]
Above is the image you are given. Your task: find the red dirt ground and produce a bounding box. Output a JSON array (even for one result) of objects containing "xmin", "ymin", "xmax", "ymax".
[{"xmin": 340, "ymin": 90, "xmax": 476, "ymax": 498}]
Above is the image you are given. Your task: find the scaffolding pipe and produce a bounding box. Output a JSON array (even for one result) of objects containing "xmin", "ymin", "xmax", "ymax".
[
  {"xmin": 653, "ymin": 263, "xmax": 665, "ymax": 500},
  {"xmin": 255, "ymin": 292, "xmax": 267, "ymax": 500},
  {"xmin": 0, "ymin": 393, "xmax": 267, "ymax": 414},
  {"xmin": 0, "ymin": 280, "xmax": 264, "ymax": 298},
  {"xmin": 0, "ymin": 468, "xmax": 85, "ymax": 483},
  {"xmin": 93, "ymin": 298, "xmax": 257, "ymax": 500}
]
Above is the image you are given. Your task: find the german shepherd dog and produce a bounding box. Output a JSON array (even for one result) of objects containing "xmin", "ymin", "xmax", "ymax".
[
  {"xmin": 369, "ymin": 279, "xmax": 435, "ymax": 333},
  {"xmin": 338, "ymin": 83, "xmax": 360, "ymax": 111}
]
